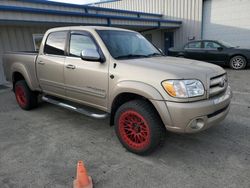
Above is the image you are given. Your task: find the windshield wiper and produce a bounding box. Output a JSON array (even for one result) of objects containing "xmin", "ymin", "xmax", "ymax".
[
  {"xmin": 146, "ymin": 53, "xmax": 163, "ymax": 57},
  {"xmin": 115, "ymin": 54, "xmax": 148, "ymax": 59}
]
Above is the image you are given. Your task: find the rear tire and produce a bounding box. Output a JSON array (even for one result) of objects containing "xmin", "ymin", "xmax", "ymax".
[
  {"xmin": 14, "ymin": 80, "xmax": 38, "ymax": 110},
  {"xmin": 114, "ymin": 100, "xmax": 166, "ymax": 155},
  {"xmin": 177, "ymin": 55, "xmax": 185, "ymax": 58},
  {"xmin": 229, "ymin": 55, "xmax": 247, "ymax": 70}
]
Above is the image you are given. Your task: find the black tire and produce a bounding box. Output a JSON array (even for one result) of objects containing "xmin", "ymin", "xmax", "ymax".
[
  {"xmin": 14, "ymin": 80, "xmax": 38, "ymax": 110},
  {"xmin": 114, "ymin": 100, "xmax": 166, "ymax": 155},
  {"xmin": 229, "ymin": 55, "xmax": 247, "ymax": 70},
  {"xmin": 177, "ymin": 55, "xmax": 185, "ymax": 58}
]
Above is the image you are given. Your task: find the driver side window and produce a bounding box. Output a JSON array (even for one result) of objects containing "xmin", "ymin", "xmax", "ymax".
[
  {"xmin": 69, "ymin": 34, "xmax": 97, "ymax": 57},
  {"xmin": 204, "ymin": 42, "xmax": 221, "ymax": 49}
]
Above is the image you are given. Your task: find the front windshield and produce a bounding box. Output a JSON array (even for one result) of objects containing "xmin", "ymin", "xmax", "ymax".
[
  {"xmin": 96, "ymin": 30, "xmax": 162, "ymax": 59},
  {"xmin": 219, "ymin": 40, "xmax": 235, "ymax": 48}
]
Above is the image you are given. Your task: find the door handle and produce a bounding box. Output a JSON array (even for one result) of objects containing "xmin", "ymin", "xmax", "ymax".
[
  {"xmin": 66, "ymin": 64, "xmax": 76, "ymax": 69},
  {"xmin": 38, "ymin": 61, "xmax": 45, "ymax": 65}
]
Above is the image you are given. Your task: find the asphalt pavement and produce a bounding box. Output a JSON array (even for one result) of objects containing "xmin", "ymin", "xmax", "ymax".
[{"xmin": 0, "ymin": 68, "xmax": 249, "ymax": 188}]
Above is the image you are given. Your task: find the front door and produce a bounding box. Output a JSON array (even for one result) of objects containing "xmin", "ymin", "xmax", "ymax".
[
  {"xmin": 37, "ymin": 31, "xmax": 68, "ymax": 97},
  {"xmin": 203, "ymin": 41, "xmax": 227, "ymax": 64},
  {"xmin": 64, "ymin": 31, "xmax": 109, "ymax": 110},
  {"xmin": 164, "ymin": 32, "xmax": 174, "ymax": 55}
]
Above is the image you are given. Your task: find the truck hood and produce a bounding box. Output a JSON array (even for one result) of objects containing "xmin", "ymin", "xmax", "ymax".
[
  {"xmin": 118, "ymin": 56, "xmax": 225, "ymax": 80},
  {"xmin": 115, "ymin": 56, "xmax": 226, "ymax": 102}
]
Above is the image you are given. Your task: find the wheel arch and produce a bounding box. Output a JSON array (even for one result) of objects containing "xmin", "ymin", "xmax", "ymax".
[
  {"xmin": 177, "ymin": 52, "xmax": 185, "ymax": 57},
  {"xmin": 11, "ymin": 63, "xmax": 36, "ymax": 91},
  {"xmin": 109, "ymin": 92, "xmax": 164, "ymax": 126},
  {"xmin": 12, "ymin": 72, "xmax": 25, "ymax": 88},
  {"xmin": 109, "ymin": 81, "xmax": 166, "ymax": 126}
]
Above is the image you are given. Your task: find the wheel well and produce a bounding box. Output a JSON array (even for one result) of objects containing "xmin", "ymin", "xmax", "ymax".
[
  {"xmin": 12, "ymin": 72, "xmax": 25, "ymax": 89},
  {"xmin": 110, "ymin": 93, "xmax": 160, "ymax": 126}
]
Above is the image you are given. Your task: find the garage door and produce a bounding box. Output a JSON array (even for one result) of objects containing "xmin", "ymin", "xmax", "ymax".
[{"xmin": 203, "ymin": 0, "xmax": 250, "ymax": 48}]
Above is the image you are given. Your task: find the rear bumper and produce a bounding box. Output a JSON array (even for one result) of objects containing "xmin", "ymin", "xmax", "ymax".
[{"xmin": 151, "ymin": 86, "xmax": 232, "ymax": 133}]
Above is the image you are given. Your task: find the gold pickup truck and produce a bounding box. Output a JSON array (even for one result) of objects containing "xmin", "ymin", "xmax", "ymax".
[{"xmin": 3, "ymin": 26, "xmax": 232, "ymax": 155}]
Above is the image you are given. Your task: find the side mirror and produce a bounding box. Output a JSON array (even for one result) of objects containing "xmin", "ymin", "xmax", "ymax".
[
  {"xmin": 217, "ymin": 47, "xmax": 223, "ymax": 51},
  {"xmin": 81, "ymin": 49, "xmax": 103, "ymax": 62}
]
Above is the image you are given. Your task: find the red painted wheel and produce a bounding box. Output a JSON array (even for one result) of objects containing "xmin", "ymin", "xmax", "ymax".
[
  {"xmin": 115, "ymin": 100, "xmax": 166, "ymax": 155},
  {"xmin": 14, "ymin": 80, "xmax": 38, "ymax": 110},
  {"xmin": 15, "ymin": 85, "xmax": 27, "ymax": 108},
  {"xmin": 118, "ymin": 110, "xmax": 150, "ymax": 150}
]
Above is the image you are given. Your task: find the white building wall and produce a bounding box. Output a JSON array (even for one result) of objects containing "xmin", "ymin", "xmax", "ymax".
[
  {"xmin": 203, "ymin": 0, "xmax": 250, "ymax": 48},
  {"xmin": 96, "ymin": 0, "xmax": 203, "ymax": 48}
]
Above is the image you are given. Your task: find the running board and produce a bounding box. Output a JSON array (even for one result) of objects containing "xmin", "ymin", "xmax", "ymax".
[{"xmin": 42, "ymin": 96, "xmax": 109, "ymax": 119}]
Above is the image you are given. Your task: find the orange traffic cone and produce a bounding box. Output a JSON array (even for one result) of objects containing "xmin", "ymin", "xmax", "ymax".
[{"xmin": 73, "ymin": 161, "xmax": 93, "ymax": 188}]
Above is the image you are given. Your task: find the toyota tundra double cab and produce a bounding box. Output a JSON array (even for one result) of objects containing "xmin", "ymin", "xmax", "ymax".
[{"xmin": 3, "ymin": 26, "xmax": 232, "ymax": 155}]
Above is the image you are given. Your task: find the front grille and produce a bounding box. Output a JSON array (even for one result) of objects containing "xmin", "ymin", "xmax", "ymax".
[{"xmin": 209, "ymin": 74, "xmax": 228, "ymax": 98}]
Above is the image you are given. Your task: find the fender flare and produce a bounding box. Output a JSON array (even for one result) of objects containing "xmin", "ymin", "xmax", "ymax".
[
  {"xmin": 110, "ymin": 80, "xmax": 164, "ymax": 109},
  {"xmin": 11, "ymin": 63, "xmax": 35, "ymax": 90},
  {"xmin": 109, "ymin": 80, "xmax": 173, "ymax": 127}
]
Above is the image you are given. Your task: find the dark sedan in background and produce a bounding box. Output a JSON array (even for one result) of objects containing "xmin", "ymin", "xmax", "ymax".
[{"xmin": 168, "ymin": 40, "xmax": 250, "ymax": 70}]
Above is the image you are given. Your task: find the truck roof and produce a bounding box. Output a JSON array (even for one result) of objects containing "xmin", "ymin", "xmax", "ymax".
[{"xmin": 47, "ymin": 26, "xmax": 136, "ymax": 33}]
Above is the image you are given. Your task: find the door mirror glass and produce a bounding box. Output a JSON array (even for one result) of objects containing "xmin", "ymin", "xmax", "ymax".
[
  {"xmin": 81, "ymin": 49, "xmax": 101, "ymax": 62},
  {"xmin": 217, "ymin": 47, "xmax": 223, "ymax": 51}
]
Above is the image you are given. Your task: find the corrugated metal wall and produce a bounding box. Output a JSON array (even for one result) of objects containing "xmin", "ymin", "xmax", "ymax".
[
  {"xmin": 0, "ymin": 26, "xmax": 49, "ymax": 84},
  {"xmin": 96, "ymin": 0, "xmax": 203, "ymax": 47},
  {"xmin": 203, "ymin": 0, "xmax": 250, "ymax": 48},
  {"xmin": 0, "ymin": 0, "xmax": 164, "ymax": 24},
  {"xmin": 0, "ymin": 0, "xmax": 182, "ymax": 84}
]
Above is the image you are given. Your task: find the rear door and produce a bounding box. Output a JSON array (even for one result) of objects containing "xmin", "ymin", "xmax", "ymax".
[
  {"xmin": 37, "ymin": 31, "xmax": 68, "ymax": 97},
  {"xmin": 184, "ymin": 41, "xmax": 204, "ymax": 61},
  {"xmin": 64, "ymin": 31, "xmax": 109, "ymax": 110}
]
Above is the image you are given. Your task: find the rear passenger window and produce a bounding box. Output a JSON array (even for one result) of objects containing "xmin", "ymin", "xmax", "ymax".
[
  {"xmin": 185, "ymin": 42, "xmax": 202, "ymax": 49},
  {"xmin": 44, "ymin": 31, "xmax": 67, "ymax": 55},
  {"xmin": 69, "ymin": 34, "xmax": 97, "ymax": 57}
]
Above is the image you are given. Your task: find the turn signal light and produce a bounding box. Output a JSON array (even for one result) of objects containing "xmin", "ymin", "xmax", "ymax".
[{"xmin": 162, "ymin": 82, "xmax": 176, "ymax": 97}]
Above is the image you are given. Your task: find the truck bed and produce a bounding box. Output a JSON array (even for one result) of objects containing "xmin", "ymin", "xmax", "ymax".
[{"xmin": 3, "ymin": 51, "xmax": 40, "ymax": 90}]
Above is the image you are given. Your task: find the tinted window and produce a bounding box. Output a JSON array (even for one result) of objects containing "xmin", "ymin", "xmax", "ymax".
[
  {"xmin": 185, "ymin": 42, "xmax": 202, "ymax": 49},
  {"xmin": 204, "ymin": 42, "xmax": 221, "ymax": 49},
  {"xmin": 44, "ymin": 31, "xmax": 67, "ymax": 55},
  {"xmin": 69, "ymin": 34, "xmax": 97, "ymax": 57}
]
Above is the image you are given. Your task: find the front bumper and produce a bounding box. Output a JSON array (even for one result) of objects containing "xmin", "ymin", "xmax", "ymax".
[{"xmin": 151, "ymin": 86, "xmax": 232, "ymax": 133}]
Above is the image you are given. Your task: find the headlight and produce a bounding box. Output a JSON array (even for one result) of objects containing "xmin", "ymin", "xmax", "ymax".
[{"xmin": 162, "ymin": 80, "xmax": 205, "ymax": 98}]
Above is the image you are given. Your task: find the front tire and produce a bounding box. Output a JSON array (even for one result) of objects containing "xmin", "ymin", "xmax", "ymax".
[
  {"xmin": 114, "ymin": 100, "xmax": 166, "ymax": 155},
  {"xmin": 229, "ymin": 56, "xmax": 247, "ymax": 70},
  {"xmin": 14, "ymin": 80, "xmax": 38, "ymax": 110}
]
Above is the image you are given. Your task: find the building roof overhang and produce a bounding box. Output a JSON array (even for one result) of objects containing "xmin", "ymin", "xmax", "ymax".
[{"xmin": 0, "ymin": 0, "xmax": 182, "ymax": 30}]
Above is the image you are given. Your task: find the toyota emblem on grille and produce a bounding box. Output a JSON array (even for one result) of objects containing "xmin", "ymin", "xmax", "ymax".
[{"xmin": 219, "ymin": 78, "xmax": 227, "ymax": 87}]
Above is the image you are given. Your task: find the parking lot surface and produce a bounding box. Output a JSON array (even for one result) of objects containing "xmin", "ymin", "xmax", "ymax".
[{"xmin": 0, "ymin": 69, "xmax": 249, "ymax": 188}]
